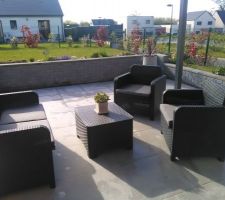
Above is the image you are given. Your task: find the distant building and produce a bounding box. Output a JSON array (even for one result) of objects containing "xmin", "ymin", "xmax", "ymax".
[
  {"xmin": 213, "ymin": 10, "xmax": 225, "ymax": 33},
  {"xmin": 127, "ymin": 16, "xmax": 155, "ymax": 37},
  {"xmin": 186, "ymin": 11, "xmax": 215, "ymax": 33},
  {"xmin": 0, "ymin": 0, "xmax": 64, "ymax": 42},
  {"xmin": 92, "ymin": 19, "xmax": 117, "ymax": 26},
  {"xmin": 160, "ymin": 24, "xmax": 179, "ymax": 35},
  {"xmin": 71, "ymin": 19, "xmax": 123, "ymax": 41}
]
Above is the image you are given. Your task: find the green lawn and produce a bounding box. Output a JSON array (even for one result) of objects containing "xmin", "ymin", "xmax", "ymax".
[
  {"xmin": 0, "ymin": 42, "xmax": 126, "ymax": 62},
  {"xmin": 156, "ymin": 43, "xmax": 225, "ymax": 59},
  {"xmin": 184, "ymin": 64, "xmax": 220, "ymax": 73}
]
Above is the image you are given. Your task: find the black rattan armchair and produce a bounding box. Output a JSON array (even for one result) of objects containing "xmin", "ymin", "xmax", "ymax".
[
  {"xmin": 0, "ymin": 91, "xmax": 55, "ymax": 196},
  {"xmin": 114, "ymin": 64, "xmax": 166, "ymax": 120},
  {"xmin": 160, "ymin": 89, "xmax": 225, "ymax": 161}
]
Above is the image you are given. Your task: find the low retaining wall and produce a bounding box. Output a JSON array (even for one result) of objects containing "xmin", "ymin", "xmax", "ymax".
[
  {"xmin": 0, "ymin": 56, "xmax": 142, "ymax": 93},
  {"xmin": 162, "ymin": 62, "xmax": 225, "ymax": 106}
]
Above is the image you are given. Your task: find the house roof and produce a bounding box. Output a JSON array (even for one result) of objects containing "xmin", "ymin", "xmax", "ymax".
[
  {"xmin": 92, "ymin": 19, "xmax": 117, "ymax": 26},
  {"xmin": 217, "ymin": 10, "xmax": 225, "ymax": 24},
  {"xmin": 0, "ymin": 0, "xmax": 63, "ymax": 16},
  {"xmin": 187, "ymin": 11, "xmax": 206, "ymax": 21},
  {"xmin": 187, "ymin": 11, "xmax": 215, "ymax": 21}
]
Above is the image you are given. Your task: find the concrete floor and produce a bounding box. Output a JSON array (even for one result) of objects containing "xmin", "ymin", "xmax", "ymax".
[{"xmin": 3, "ymin": 80, "xmax": 225, "ymax": 200}]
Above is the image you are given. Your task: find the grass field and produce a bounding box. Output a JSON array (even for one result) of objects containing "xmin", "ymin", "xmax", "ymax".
[
  {"xmin": 156, "ymin": 43, "xmax": 225, "ymax": 59},
  {"xmin": 0, "ymin": 42, "xmax": 126, "ymax": 62}
]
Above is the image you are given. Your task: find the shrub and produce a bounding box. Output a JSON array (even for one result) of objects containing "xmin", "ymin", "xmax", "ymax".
[
  {"xmin": 21, "ymin": 25, "xmax": 40, "ymax": 48},
  {"xmin": 213, "ymin": 67, "xmax": 225, "ymax": 76},
  {"xmin": 99, "ymin": 51, "xmax": 108, "ymax": 57},
  {"xmin": 130, "ymin": 27, "xmax": 142, "ymax": 54},
  {"xmin": 95, "ymin": 27, "xmax": 108, "ymax": 47},
  {"xmin": 66, "ymin": 35, "xmax": 73, "ymax": 47},
  {"xmin": 29, "ymin": 58, "xmax": 35, "ymax": 62},
  {"xmin": 47, "ymin": 57, "xmax": 56, "ymax": 61},
  {"xmin": 145, "ymin": 37, "xmax": 157, "ymax": 56},
  {"xmin": 90, "ymin": 52, "xmax": 100, "ymax": 58},
  {"xmin": 10, "ymin": 37, "xmax": 18, "ymax": 48},
  {"xmin": 48, "ymin": 33, "xmax": 57, "ymax": 42}
]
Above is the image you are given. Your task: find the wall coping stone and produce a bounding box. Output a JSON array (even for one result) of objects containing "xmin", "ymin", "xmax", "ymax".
[
  {"xmin": 164, "ymin": 62, "xmax": 225, "ymax": 81},
  {"xmin": 0, "ymin": 55, "xmax": 142, "ymax": 68}
]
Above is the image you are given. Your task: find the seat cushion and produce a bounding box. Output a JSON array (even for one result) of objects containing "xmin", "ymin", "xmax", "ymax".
[
  {"xmin": 0, "ymin": 119, "xmax": 55, "ymax": 148},
  {"xmin": 160, "ymin": 104, "xmax": 178, "ymax": 129},
  {"xmin": 0, "ymin": 104, "xmax": 46, "ymax": 125},
  {"xmin": 116, "ymin": 84, "xmax": 151, "ymax": 97}
]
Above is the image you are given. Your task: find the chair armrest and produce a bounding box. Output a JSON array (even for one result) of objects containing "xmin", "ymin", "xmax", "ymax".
[
  {"xmin": 151, "ymin": 75, "xmax": 167, "ymax": 89},
  {"xmin": 114, "ymin": 72, "xmax": 131, "ymax": 89},
  {"xmin": 174, "ymin": 106, "xmax": 225, "ymax": 136},
  {"xmin": 163, "ymin": 89, "xmax": 204, "ymax": 105},
  {"xmin": 172, "ymin": 106, "xmax": 225, "ymax": 157},
  {"xmin": 0, "ymin": 91, "xmax": 39, "ymax": 110},
  {"xmin": 151, "ymin": 75, "xmax": 167, "ymax": 100},
  {"xmin": 0, "ymin": 126, "xmax": 55, "ymax": 149},
  {"xmin": 150, "ymin": 75, "xmax": 167, "ymax": 116}
]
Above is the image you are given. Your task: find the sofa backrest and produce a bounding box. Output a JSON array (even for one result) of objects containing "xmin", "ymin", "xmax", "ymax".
[{"xmin": 130, "ymin": 65, "xmax": 162, "ymax": 85}]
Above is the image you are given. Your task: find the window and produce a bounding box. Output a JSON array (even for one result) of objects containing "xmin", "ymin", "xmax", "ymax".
[
  {"xmin": 146, "ymin": 20, "xmax": 151, "ymax": 24},
  {"xmin": 196, "ymin": 21, "xmax": 202, "ymax": 26},
  {"xmin": 208, "ymin": 21, "xmax": 212, "ymax": 25},
  {"xmin": 132, "ymin": 20, "xmax": 137, "ymax": 25},
  {"xmin": 10, "ymin": 20, "xmax": 17, "ymax": 30}
]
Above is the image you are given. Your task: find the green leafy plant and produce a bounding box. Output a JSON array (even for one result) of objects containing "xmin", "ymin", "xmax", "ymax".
[
  {"xmin": 94, "ymin": 92, "xmax": 110, "ymax": 103},
  {"xmin": 118, "ymin": 39, "xmax": 124, "ymax": 50},
  {"xmin": 90, "ymin": 52, "xmax": 99, "ymax": 58},
  {"xmin": 29, "ymin": 58, "xmax": 35, "ymax": 62},
  {"xmin": 213, "ymin": 67, "xmax": 225, "ymax": 76},
  {"xmin": 99, "ymin": 51, "xmax": 108, "ymax": 57}
]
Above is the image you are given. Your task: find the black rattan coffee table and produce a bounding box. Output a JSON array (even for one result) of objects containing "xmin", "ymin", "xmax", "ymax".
[{"xmin": 75, "ymin": 102, "xmax": 133, "ymax": 158}]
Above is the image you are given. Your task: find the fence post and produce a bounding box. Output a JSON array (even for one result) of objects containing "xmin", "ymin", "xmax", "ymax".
[
  {"xmin": 58, "ymin": 26, "xmax": 61, "ymax": 48},
  {"xmin": 142, "ymin": 28, "xmax": 146, "ymax": 53},
  {"xmin": 204, "ymin": 28, "xmax": 212, "ymax": 66}
]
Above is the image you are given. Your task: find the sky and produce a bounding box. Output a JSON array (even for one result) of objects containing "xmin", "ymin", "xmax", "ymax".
[{"xmin": 59, "ymin": 0, "xmax": 218, "ymax": 25}]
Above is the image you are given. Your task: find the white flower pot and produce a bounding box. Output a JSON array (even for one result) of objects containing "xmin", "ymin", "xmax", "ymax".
[
  {"xmin": 143, "ymin": 55, "xmax": 158, "ymax": 65},
  {"xmin": 95, "ymin": 102, "xmax": 108, "ymax": 114}
]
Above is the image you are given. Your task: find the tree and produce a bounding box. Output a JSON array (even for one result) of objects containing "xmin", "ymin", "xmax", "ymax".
[
  {"xmin": 95, "ymin": 26, "xmax": 108, "ymax": 47},
  {"xmin": 64, "ymin": 20, "xmax": 79, "ymax": 27},
  {"xmin": 21, "ymin": 25, "xmax": 40, "ymax": 48},
  {"xmin": 213, "ymin": 0, "xmax": 225, "ymax": 10},
  {"xmin": 130, "ymin": 27, "xmax": 142, "ymax": 54},
  {"xmin": 80, "ymin": 21, "xmax": 90, "ymax": 27},
  {"xmin": 154, "ymin": 17, "xmax": 177, "ymax": 25}
]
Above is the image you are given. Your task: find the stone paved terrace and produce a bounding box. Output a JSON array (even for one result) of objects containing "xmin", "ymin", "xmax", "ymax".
[{"xmin": 4, "ymin": 80, "xmax": 225, "ymax": 200}]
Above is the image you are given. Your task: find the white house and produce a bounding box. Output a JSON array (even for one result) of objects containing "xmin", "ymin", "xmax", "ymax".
[
  {"xmin": 127, "ymin": 16, "xmax": 154, "ymax": 37},
  {"xmin": 161, "ymin": 24, "xmax": 179, "ymax": 35},
  {"xmin": 213, "ymin": 10, "xmax": 225, "ymax": 33},
  {"xmin": 0, "ymin": 0, "xmax": 64, "ymax": 42},
  {"xmin": 186, "ymin": 11, "xmax": 215, "ymax": 33}
]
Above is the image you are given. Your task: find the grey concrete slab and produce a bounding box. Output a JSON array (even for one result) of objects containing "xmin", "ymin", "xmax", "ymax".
[{"xmin": 3, "ymin": 81, "xmax": 225, "ymax": 200}]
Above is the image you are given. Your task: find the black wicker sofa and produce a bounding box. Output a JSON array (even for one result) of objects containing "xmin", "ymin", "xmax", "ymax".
[
  {"xmin": 160, "ymin": 89, "xmax": 225, "ymax": 162},
  {"xmin": 0, "ymin": 91, "xmax": 55, "ymax": 196}
]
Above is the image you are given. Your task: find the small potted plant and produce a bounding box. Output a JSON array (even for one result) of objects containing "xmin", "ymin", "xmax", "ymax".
[
  {"xmin": 143, "ymin": 37, "xmax": 157, "ymax": 65},
  {"xmin": 94, "ymin": 92, "xmax": 110, "ymax": 114}
]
